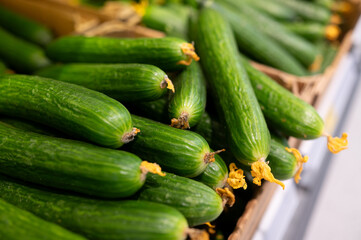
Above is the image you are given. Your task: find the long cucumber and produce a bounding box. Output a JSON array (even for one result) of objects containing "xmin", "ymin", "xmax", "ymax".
[
  {"xmin": 46, "ymin": 36, "xmax": 199, "ymax": 71},
  {"xmin": 0, "ymin": 74, "xmax": 137, "ymax": 148},
  {"xmin": 36, "ymin": 63, "xmax": 175, "ymax": 102},
  {"xmin": 169, "ymin": 61, "xmax": 206, "ymax": 129}
]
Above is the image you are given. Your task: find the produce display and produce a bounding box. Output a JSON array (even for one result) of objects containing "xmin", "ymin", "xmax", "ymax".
[{"xmin": 0, "ymin": 0, "xmax": 351, "ymax": 239}]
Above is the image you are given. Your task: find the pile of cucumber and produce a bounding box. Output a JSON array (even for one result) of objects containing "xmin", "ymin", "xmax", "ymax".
[{"xmin": 0, "ymin": 2, "xmax": 348, "ymax": 239}]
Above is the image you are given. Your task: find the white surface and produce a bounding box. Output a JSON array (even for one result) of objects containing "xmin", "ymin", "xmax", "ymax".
[{"xmin": 304, "ymin": 74, "xmax": 361, "ymax": 240}]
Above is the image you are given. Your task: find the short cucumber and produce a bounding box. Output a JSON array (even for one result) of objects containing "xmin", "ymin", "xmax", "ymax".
[
  {"xmin": 169, "ymin": 61, "xmax": 206, "ymax": 129},
  {"xmin": 36, "ymin": 63, "xmax": 174, "ymax": 102},
  {"xmin": 126, "ymin": 114, "xmax": 218, "ymax": 177},
  {"xmin": 210, "ymin": 2, "xmax": 306, "ymax": 76},
  {"xmin": 46, "ymin": 36, "xmax": 199, "ymax": 71},
  {"xmin": 0, "ymin": 27, "xmax": 51, "ymax": 73},
  {"xmin": 138, "ymin": 172, "xmax": 224, "ymax": 226},
  {"xmin": 240, "ymin": 56, "xmax": 324, "ymax": 139},
  {"xmin": 0, "ymin": 74, "xmax": 136, "ymax": 148},
  {"xmin": 0, "ymin": 175, "xmax": 190, "ymax": 240},
  {"xmin": 193, "ymin": 154, "xmax": 229, "ymax": 190},
  {"xmin": 0, "ymin": 6, "xmax": 53, "ymax": 46},
  {"xmin": 0, "ymin": 123, "xmax": 153, "ymax": 198},
  {"xmin": 0, "ymin": 198, "xmax": 86, "ymax": 240},
  {"xmin": 195, "ymin": 8, "xmax": 270, "ymax": 165}
]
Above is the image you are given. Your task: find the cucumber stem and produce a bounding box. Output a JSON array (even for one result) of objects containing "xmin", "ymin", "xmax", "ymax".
[
  {"xmin": 285, "ymin": 147, "xmax": 309, "ymax": 184},
  {"xmin": 185, "ymin": 228, "xmax": 209, "ymax": 240},
  {"xmin": 251, "ymin": 161, "xmax": 285, "ymax": 189},
  {"xmin": 203, "ymin": 149, "xmax": 226, "ymax": 164},
  {"xmin": 227, "ymin": 163, "xmax": 247, "ymax": 190},
  {"xmin": 326, "ymin": 132, "xmax": 348, "ymax": 154},
  {"xmin": 160, "ymin": 75, "xmax": 175, "ymax": 93},
  {"xmin": 121, "ymin": 128, "xmax": 140, "ymax": 144},
  {"xmin": 216, "ymin": 187, "xmax": 235, "ymax": 207},
  {"xmin": 177, "ymin": 43, "xmax": 200, "ymax": 66},
  {"xmin": 140, "ymin": 161, "xmax": 166, "ymax": 179},
  {"xmin": 170, "ymin": 112, "xmax": 190, "ymax": 129}
]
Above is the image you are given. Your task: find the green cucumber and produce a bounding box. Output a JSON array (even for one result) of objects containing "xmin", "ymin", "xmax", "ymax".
[
  {"xmin": 169, "ymin": 61, "xmax": 206, "ymax": 129},
  {"xmin": 0, "ymin": 59, "xmax": 7, "ymax": 73},
  {"xmin": 282, "ymin": 22, "xmax": 326, "ymax": 42},
  {"xmin": 243, "ymin": 0, "xmax": 297, "ymax": 21},
  {"xmin": 0, "ymin": 6, "xmax": 53, "ymax": 46},
  {"xmin": 195, "ymin": 8, "xmax": 270, "ymax": 165},
  {"xmin": 193, "ymin": 154, "xmax": 229, "ymax": 190},
  {"xmin": 219, "ymin": 0, "xmax": 318, "ymax": 67},
  {"xmin": 126, "ymin": 114, "xmax": 217, "ymax": 177},
  {"xmin": 0, "ymin": 74, "xmax": 136, "ymax": 148},
  {"xmin": 138, "ymin": 172, "xmax": 223, "ymax": 226},
  {"xmin": 210, "ymin": 2, "xmax": 306, "ymax": 76},
  {"xmin": 46, "ymin": 36, "xmax": 199, "ymax": 71},
  {"xmin": 240, "ymin": 56, "xmax": 324, "ymax": 139},
  {"xmin": 0, "ymin": 116, "xmax": 61, "ymax": 136},
  {"xmin": 36, "ymin": 63, "xmax": 174, "ymax": 102},
  {"xmin": 0, "ymin": 27, "xmax": 50, "ymax": 73},
  {"xmin": 193, "ymin": 111, "xmax": 213, "ymax": 144},
  {"xmin": 0, "ymin": 123, "xmax": 152, "ymax": 198},
  {"xmin": 0, "ymin": 175, "xmax": 190, "ymax": 240},
  {"xmin": 0, "ymin": 198, "xmax": 86, "ymax": 240}
]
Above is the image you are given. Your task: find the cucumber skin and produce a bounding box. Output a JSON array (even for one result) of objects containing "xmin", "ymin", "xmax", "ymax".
[
  {"xmin": 46, "ymin": 36, "xmax": 193, "ymax": 71},
  {"xmin": 0, "ymin": 198, "xmax": 86, "ymax": 240},
  {"xmin": 196, "ymin": 8, "xmax": 270, "ymax": 165},
  {"xmin": 241, "ymin": 57, "xmax": 324, "ymax": 139},
  {"xmin": 0, "ymin": 27, "xmax": 50, "ymax": 73},
  {"xmin": 283, "ymin": 22, "xmax": 325, "ymax": 42},
  {"xmin": 127, "ymin": 115, "xmax": 211, "ymax": 177},
  {"xmin": 0, "ymin": 176, "xmax": 188, "ymax": 240},
  {"xmin": 0, "ymin": 124, "xmax": 144, "ymax": 198},
  {"xmin": 169, "ymin": 61, "xmax": 206, "ymax": 127},
  {"xmin": 0, "ymin": 6, "xmax": 53, "ymax": 46},
  {"xmin": 211, "ymin": 2, "xmax": 306, "ymax": 76},
  {"xmin": 139, "ymin": 172, "xmax": 223, "ymax": 226},
  {"xmin": 0, "ymin": 74, "xmax": 133, "ymax": 148},
  {"xmin": 193, "ymin": 154, "xmax": 228, "ymax": 190},
  {"xmin": 0, "ymin": 60, "xmax": 6, "ymax": 73},
  {"xmin": 243, "ymin": 0, "xmax": 297, "ymax": 21},
  {"xmin": 36, "ymin": 63, "xmax": 169, "ymax": 102}
]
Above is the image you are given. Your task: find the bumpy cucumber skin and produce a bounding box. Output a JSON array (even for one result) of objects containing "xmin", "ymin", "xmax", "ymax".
[
  {"xmin": 0, "ymin": 74, "xmax": 133, "ymax": 148},
  {"xmin": 127, "ymin": 115, "xmax": 211, "ymax": 177},
  {"xmin": 0, "ymin": 124, "xmax": 144, "ymax": 198},
  {"xmin": 139, "ymin": 172, "xmax": 223, "ymax": 226},
  {"xmin": 211, "ymin": 2, "xmax": 306, "ymax": 76},
  {"xmin": 193, "ymin": 154, "xmax": 228, "ymax": 190},
  {"xmin": 0, "ymin": 6, "xmax": 53, "ymax": 46},
  {"xmin": 46, "ymin": 36, "xmax": 193, "ymax": 71},
  {"xmin": 36, "ymin": 63, "xmax": 169, "ymax": 102},
  {"xmin": 196, "ymin": 8, "xmax": 270, "ymax": 165},
  {"xmin": 241, "ymin": 56, "xmax": 324, "ymax": 139},
  {"xmin": 0, "ymin": 198, "xmax": 86, "ymax": 240},
  {"xmin": 268, "ymin": 136, "xmax": 297, "ymax": 180},
  {"xmin": 169, "ymin": 61, "xmax": 206, "ymax": 128},
  {"xmin": 0, "ymin": 27, "xmax": 50, "ymax": 73},
  {"xmin": 0, "ymin": 176, "xmax": 188, "ymax": 240}
]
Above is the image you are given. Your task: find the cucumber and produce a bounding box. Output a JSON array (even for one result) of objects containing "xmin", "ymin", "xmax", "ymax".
[
  {"xmin": 218, "ymin": 0, "xmax": 318, "ymax": 67},
  {"xmin": 0, "ymin": 198, "xmax": 86, "ymax": 240},
  {"xmin": 36, "ymin": 63, "xmax": 175, "ymax": 102},
  {"xmin": 243, "ymin": 0, "xmax": 297, "ymax": 21},
  {"xmin": 0, "ymin": 74, "xmax": 137, "ymax": 148},
  {"xmin": 0, "ymin": 6, "xmax": 53, "ymax": 46},
  {"xmin": 0, "ymin": 59, "xmax": 7, "ymax": 73},
  {"xmin": 240, "ymin": 56, "xmax": 324, "ymax": 139},
  {"xmin": 0, "ymin": 123, "xmax": 164, "ymax": 198},
  {"xmin": 0, "ymin": 175, "xmax": 192, "ymax": 240},
  {"xmin": 46, "ymin": 36, "xmax": 199, "ymax": 71},
  {"xmin": 138, "ymin": 172, "xmax": 224, "ymax": 226},
  {"xmin": 0, "ymin": 116, "xmax": 61, "ymax": 137},
  {"xmin": 193, "ymin": 111, "xmax": 213, "ymax": 144},
  {"xmin": 142, "ymin": 4, "xmax": 190, "ymax": 39},
  {"xmin": 0, "ymin": 27, "xmax": 50, "ymax": 73},
  {"xmin": 193, "ymin": 154, "xmax": 229, "ymax": 190},
  {"xmin": 282, "ymin": 22, "xmax": 326, "ymax": 42},
  {"xmin": 210, "ymin": 2, "xmax": 306, "ymax": 76},
  {"xmin": 126, "ymin": 114, "xmax": 220, "ymax": 177},
  {"xmin": 169, "ymin": 61, "xmax": 206, "ymax": 129}
]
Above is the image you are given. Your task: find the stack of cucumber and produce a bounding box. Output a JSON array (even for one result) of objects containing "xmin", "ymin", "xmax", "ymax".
[{"xmin": 0, "ymin": 2, "xmax": 348, "ymax": 239}]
